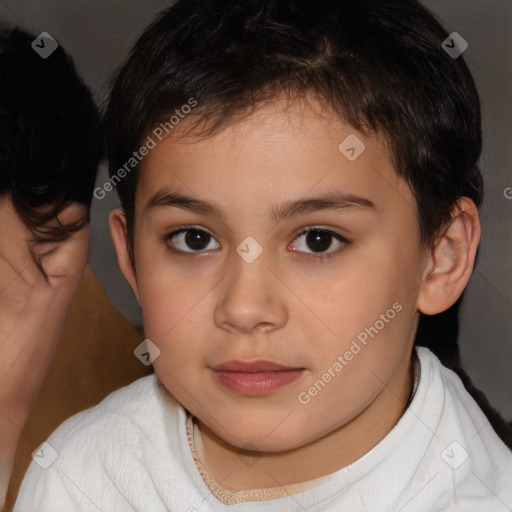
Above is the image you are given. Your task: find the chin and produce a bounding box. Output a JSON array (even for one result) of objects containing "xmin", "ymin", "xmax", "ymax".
[
  {"xmin": 226, "ymin": 432, "xmax": 305, "ymax": 453},
  {"xmin": 211, "ymin": 414, "xmax": 315, "ymax": 453}
]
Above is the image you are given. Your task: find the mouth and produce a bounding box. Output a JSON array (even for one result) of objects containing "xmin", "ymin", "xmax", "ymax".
[{"xmin": 210, "ymin": 360, "xmax": 306, "ymax": 395}]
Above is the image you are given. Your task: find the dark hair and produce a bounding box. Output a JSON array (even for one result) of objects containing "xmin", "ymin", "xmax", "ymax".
[
  {"xmin": 106, "ymin": 0, "xmax": 483, "ymax": 263},
  {"xmin": 105, "ymin": 0, "xmax": 511, "ymax": 446},
  {"xmin": 0, "ymin": 26, "xmax": 103, "ymax": 279}
]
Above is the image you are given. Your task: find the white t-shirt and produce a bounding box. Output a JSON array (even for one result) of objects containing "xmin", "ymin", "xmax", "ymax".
[{"xmin": 14, "ymin": 347, "xmax": 512, "ymax": 512}]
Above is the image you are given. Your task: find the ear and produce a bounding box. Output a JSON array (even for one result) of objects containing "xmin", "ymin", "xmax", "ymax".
[
  {"xmin": 417, "ymin": 197, "xmax": 481, "ymax": 315},
  {"xmin": 109, "ymin": 208, "xmax": 141, "ymax": 305}
]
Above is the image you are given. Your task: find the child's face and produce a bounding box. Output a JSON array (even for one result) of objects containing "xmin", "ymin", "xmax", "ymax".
[{"xmin": 126, "ymin": 96, "xmax": 429, "ymax": 452}]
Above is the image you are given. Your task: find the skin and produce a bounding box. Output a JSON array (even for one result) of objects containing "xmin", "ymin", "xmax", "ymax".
[
  {"xmin": 110, "ymin": 94, "xmax": 481, "ymax": 490},
  {"xmin": 0, "ymin": 198, "xmax": 89, "ymax": 507}
]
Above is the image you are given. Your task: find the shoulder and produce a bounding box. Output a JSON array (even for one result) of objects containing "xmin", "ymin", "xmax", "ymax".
[
  {"xmin": 35, "ymin": 373, "xmax": 182, "ymax": 464},
  {"xmin": 416, "ymin": 347, "xmax": 508, "ymax": 442},
  {"xmin": 415, "ymin": 347, "xmax": 512, "ymax": 502},
  {"xmin": 415, "ymin": 346, "xmax": 510, "ymax": 451},
  {"xmin": 14, "ymin": 375, "xmax": 189, "ymax": 511}
]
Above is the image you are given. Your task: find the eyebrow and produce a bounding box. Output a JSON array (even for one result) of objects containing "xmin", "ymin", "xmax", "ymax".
[{"xmin": 143, "ymin": 189, "xmax": 375, "ymax": 224}]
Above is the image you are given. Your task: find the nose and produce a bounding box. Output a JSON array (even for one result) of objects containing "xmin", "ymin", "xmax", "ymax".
[{"xmin": 213, "ymin": 248, "xmax": 287, "ymax": 335}]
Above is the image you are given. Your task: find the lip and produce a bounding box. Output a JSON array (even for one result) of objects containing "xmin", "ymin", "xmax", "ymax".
[
  {"xmin": 210, "ymin": 360, "xmax": 306, "ymax": 395},
  {"xmin": 212, "ymin": 360, "xmax": 298, "ymax": 372}
]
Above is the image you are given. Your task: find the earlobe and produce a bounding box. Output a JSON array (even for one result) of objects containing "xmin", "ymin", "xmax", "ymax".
[
  {"xmin": 417, "ymin": 198, "xmax": 481, "ymax": 315},
  {"xmin": 109, "ymin": 208, "xmax": 141, "ymax": 305}
]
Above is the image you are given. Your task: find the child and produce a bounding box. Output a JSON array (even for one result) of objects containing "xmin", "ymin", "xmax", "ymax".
[{"xmin": 14, "ymin": 0, "xmax": 512, "ymax": 510}]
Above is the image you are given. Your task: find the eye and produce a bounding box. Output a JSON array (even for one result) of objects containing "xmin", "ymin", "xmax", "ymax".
[
  {"xmin": 290, "ymin": 227, "xmax": 348, "ymax": 261},
  {"xmin": 165, "ymin": 226, "xmax": 220, "ymax": 254},
  {"xmin": 164, "ymin": 225, "xmax": 348, "ymax": 260}
]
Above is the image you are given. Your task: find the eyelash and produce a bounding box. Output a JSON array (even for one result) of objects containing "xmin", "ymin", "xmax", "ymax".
[{"xmin": 163, "ymin": 226, "xmax": 349, "ymax": 262}]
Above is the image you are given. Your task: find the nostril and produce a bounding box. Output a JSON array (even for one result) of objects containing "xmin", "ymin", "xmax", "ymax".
[{"xmin": 258, "ymin": 323, "xmax": 273, "ymax": 334}]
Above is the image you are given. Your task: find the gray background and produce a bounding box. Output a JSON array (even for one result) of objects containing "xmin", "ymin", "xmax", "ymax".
[{"xmin": 1, "ymin": 0, "xmax": 511, "ymax": 420}]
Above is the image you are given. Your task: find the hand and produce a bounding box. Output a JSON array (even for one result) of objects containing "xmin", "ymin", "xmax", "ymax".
[
  {"xmin": 0, "ymin": 195, "xmax": 90, "ymax": 504},
  {"xmin": 0, "ymin": 195, "xmax": 90, "ymax": 407}
]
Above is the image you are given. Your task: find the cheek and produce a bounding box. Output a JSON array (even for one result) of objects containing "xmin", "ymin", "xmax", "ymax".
[
  {"xmin": 296, "ymin": 307, "xmax": 412, "ymax": 437},
  {"xmin": 299, "ymin": 246, "xmax": 416, "ymax": 378},
  {"xmin": 305, "ymin": 255, "xmax": 398, "ymax": 334},
  {"xmin": 137, "ymin": 288, "xmax": 207, "ymax": 381},
  {"xmin": 136, "ymin": 254, "xmax": 204, "ymax": 336}
]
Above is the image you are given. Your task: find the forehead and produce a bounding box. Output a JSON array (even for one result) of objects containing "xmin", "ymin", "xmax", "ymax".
[{"xmin": 135, "ymin": 95, "xmax": 415, "ymax": 223}]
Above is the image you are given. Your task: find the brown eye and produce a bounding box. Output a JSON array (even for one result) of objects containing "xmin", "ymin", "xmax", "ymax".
[
  {"xmin": 166, "ymin": 227, "xmax": 220, "ymax": 253},
  {"xmin": 305, "ymin": 230, "xmax": 332, "ymax": 252},
  {"xmin": 291, "ymin": 228, "xmax": 347, "ymax": 260}
]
